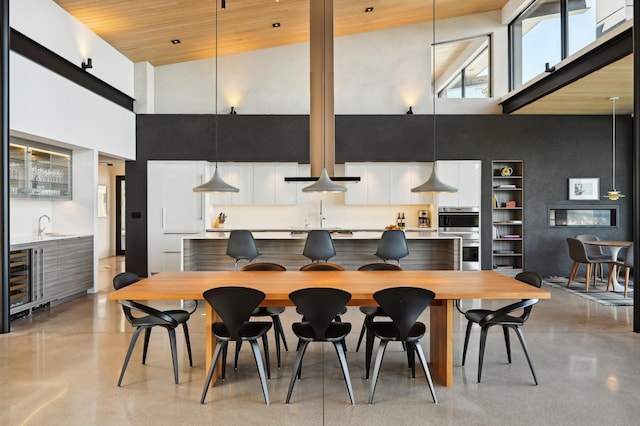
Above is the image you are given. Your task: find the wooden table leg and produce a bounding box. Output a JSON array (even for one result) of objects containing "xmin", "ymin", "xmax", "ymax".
[
  {"xmin": 429, "ymin": 299, "xmax": 454, "ymax": 387},
  {"xmin": 205, "ymin": 304, "xmax": 222, "ymax": 387}
]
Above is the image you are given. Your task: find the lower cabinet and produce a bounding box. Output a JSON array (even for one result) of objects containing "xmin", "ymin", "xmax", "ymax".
[{"xmin": 11, "ymin": 236, "xmax": 94, "ymax": 317}]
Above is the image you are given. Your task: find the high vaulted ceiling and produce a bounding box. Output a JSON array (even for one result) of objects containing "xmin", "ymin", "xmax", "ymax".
[
  {"xmin": 53, "ymin": 0, "xmax": 509, "ymax": 66},
  {"xmin": 52, "ymin": 0, "xmax": 633, "ymax": 115}
]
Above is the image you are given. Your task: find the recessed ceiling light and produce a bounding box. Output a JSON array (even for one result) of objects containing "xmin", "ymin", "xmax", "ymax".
[
  {"xmin": 272, "ymin": 22, "xmax": 281, "ymax": 28},
  {"xmin": 171, "ymin": 39, "xmax": 181, "ymax": 44},
  {"xmin": 365, "ymin": 7, "xmax": 374, "ymax": 13}
]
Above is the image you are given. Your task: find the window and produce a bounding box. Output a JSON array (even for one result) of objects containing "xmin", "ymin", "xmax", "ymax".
[
  {"xmin": 509, "ymin": 0, "xmax": 633, "ymax": 89},
  {"xmin": 435, "ymin": 35, "xmax": 491, "ymax": 99}
]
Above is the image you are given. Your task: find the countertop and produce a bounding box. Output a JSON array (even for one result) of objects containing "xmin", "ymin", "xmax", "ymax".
[
  {"xmin": 188, "ymin": 229, "xmax": 458, "ymax": 241},
  {"xmin": 10, "ymin": 234, "xmax": 93, "ymax": 247}
]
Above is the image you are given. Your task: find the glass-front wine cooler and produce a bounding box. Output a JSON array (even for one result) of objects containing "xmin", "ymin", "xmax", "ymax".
[{"xmin": 9, "ymin": 250, "xmax": 31, "ymax": 310}]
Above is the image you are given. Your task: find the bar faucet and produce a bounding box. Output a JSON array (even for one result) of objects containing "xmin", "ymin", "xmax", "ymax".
[
  {"xmin": 319, "ymin": 200, "xmax": 325, "ymax": 228},
  {"xmin": 38, "ymin": 214, "xmax": 50, "ymax": 238}
]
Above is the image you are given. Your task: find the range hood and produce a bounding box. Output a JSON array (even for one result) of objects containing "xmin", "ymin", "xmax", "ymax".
[{"xmin": 284, "ymin": 0, "xmax": 359, "ymax": 184}]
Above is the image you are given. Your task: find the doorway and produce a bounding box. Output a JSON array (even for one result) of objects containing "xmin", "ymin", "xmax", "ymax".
[{"xmin": 115, "ymin": 175, "xmax": 125, "ymax": 255}]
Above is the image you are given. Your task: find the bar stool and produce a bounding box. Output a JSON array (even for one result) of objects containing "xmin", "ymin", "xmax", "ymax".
[
  {"xmin": 375, "ymin": 229, "xmax": 409, "ymax": 263},
  {"xmin": 302, "ymin": 230, "xmax": 336, "ymax": 263},
  {"xmin": 226, "ymin": 230, "xmax": 261, "ymax": 270}
]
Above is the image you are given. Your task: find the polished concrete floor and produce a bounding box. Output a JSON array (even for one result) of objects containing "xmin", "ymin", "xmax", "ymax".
[{"xmin": 1, "ymin": 257, "xmax": 639, "ymax": 425}]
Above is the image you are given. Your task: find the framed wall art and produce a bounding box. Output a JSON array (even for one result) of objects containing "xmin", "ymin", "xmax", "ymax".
[{"xmin": 568, "ymin": 178, "xmax": 599, "ymax": 201}]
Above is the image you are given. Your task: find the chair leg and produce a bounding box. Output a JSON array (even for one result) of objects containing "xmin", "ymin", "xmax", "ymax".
[
  {"xmin": 167, "ymin": 327, "xmax": 179, "ymax": 384},
  {"xmin": 365, "ymin": 321, "xmax": 376, "ymax": 379},
  {"xmin": 234, "ymin": 341, "xmax": 242, "ymax": 370},
  {"xmin": 261, "ymin": 333, "xmax": 271, "ymax": 380},
  {"xmin": 356, "ymin": 314, "xmax": 373, "ymax": 352},
  {"xmin": 477, "ymin": 326, "xmax": 489, "ymax": 383},
  {"xmin": 502, "ymin": 326, "xmax": 512, "ymax": 364},
  {"xmin": 407, "ymin": 343, "xmax": 416, "ymax": 378},
  {"xmin": 412, "ymin": 341, "xmax": 438, "ymax": 403},
  {"xmin": 182, "ymin": 322, "xmax": 193, "ymax": 367},
  {"xmin": 585, "ymin": 263, "xmax": 592, "ymax": 292},
  {"xmin": 286, "ymin": 341, "xmax": 310, "ymax": 404},
  {"xmin": 624, "ymin": 266, "xmax": 631, "ymax": 298},
  {"xmin": 249, "ymin": 340, "xmax": 270, "ymax": 405},
  {"xmin": 142, "ymin": 328, "xmax": 152, "ymax": 364},
  {"xmin": 270, "ymin": 317, "xmax": 282, "ymax": 368},
  {"xmin": 200, "ymin": 340, "xmax": 227, "ymax": 404},
  {"xmin": 334, "ymin": 340, "xmax": 355, "ymax": 405},
  {"xmin": 368, "ymin": 340, "xmax": 389, "ymax": 404},
  {"xmin": 117, "ymin": 326, "xmax": 145, "ymax": 386},
  {"xmin": 272, "ymin": 313, "xmax": 289, "ymax": 352},
  {"xmin": 512, "ymin": 326, "xmax": 538, "ymax": 385},
  {"xmin": 567, "ymin": 261, "xmax": 579, "ymax": 286},
  {"xmin": 221, "ymin": 343, "xmax": 228, "ymax": 380},
  {"xmin": 462, "ymin": 320, "xmax": 473, "ymax": 366}
]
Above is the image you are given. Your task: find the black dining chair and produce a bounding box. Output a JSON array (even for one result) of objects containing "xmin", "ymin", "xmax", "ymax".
[
  {"xmin": 461, "ymin": 271, "xmax": 542, "ymax": 385},
  {"xmin": 302, "ymin": 230, "xmax": 336, "ymax": 263},
  {"xmin": 112, "ymin": 272, "xmax": 195, "ymax": 386},
  {"xmin": 286, "ymin": 287, "xmax": 355, "ymax": 405},
  {"xmin": 355, "ymin": 263, "xmax": 403, "ymax": 353},
  {"xmin": 237, "ymin": 262, "xmax": 289, "ymax": 369},
  {"xmin": 227, "ymin": 230, "xmax": 261, "ymax": 270},
  {"xmin": 298, "ymin": 262, "xmax": 347, "ymax": 322},
  {"xmin": 200, "ymin": 286, "xmax": 272, "ymax": 405},
  {"xmin": 366, "ymin": 286, "xmax": 437, "ymax": 404}
]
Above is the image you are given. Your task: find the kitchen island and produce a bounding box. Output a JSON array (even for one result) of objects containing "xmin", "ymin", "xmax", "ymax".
[{"xmin": 182, "ymin": 229, "xmax": 462, "ymax": 271}]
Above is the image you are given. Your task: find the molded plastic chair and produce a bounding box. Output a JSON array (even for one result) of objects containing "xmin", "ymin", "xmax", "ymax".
[
  {"xmin": 374, "ymin": 230, "xmax": 409, "ymax": 263},
  {"xmin": 461, "ymin": 271, "xmax": 542, "ymax": 385},
  {"xmin": 355, "ymin": 263, "xmax": 403, "ymax": 353},
  {"xmin": 227, "ymin": 230, "xmax": 261, "ymax": 270},
  {"xmin": 200, "ymin": 287, "xmax": 272, "ymax": 405},
  {"xmin": 302, "ymin": 230, "xmax": 336, "ymax": 262},
  {"xmin": 113, "ymin": 272, "xmax": 195, "ymax": 386},
  {"xmin": 366, "ymin": 286, "xmax": 437, "ymax": 404},
  {"xmin": 608, "ymin": 245, "xmax": 634, "ymax": 298},
  {"xmin": 567, "ymin": 237, "xmax": 608, "ymax": 292},
  {"xmin": 237, "ymin": 263, "xmax": 289, "ymax": 368},
  {"xmin": 576, "ymin": 234, "xmax": 610, "ymax": 283},
  {"xmin": 286, "ymin": 287, "xmax": 354, "ymax": 405}
]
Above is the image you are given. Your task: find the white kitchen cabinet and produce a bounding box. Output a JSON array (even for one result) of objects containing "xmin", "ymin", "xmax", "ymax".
[
  {"xmin": 208, "ymin": 163, "xmax": 253, "ymax": 205},
  {"xmin": 389, "ymin": 163, "xmax": 434, "ymax": 205},
  {"xmin": 345, "ymin": 163, "xmax": 389, "ymax": 205},
  {"xmin": 148, "ymin": 161, "xmax": 207, "ymax": 273},
  {"xmin": 436, "ymin": 160, "xmax": 481, "ymax": 207},
  {"xmin": 345, "ymin": 162, "xmax": 433, "ymax": 205},
  {"xmin": 253, "ymin": 163, "xmax": 298, "ymax": 205}
]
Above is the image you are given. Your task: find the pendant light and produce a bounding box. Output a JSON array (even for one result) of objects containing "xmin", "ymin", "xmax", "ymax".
[
  {"xmin": 194, "ymin": 0, "xmax": 239, "ymax": 193},
  {"xmin": 302, "ymin": 0, "xmax": 346, "ymax": 193},
  {"xmin": 604, "ymin": 96, "xmax": 624, "ymax": 201},
  {"xmin": 411, "ymin": 0, "xmax": 457, "ymax": 194}
]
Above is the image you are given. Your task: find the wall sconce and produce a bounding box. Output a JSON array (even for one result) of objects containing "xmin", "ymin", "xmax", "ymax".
[
  {"xmin": 230, "ymin": 106, "xmax": 237, "ymax": 115},
  {"xmin": 406, "ymin": 106, "xmax": 414, "ymax": 115},
  {"xmin": 81, "ymin": 58, "xmax": 93, "ymax": 70}
]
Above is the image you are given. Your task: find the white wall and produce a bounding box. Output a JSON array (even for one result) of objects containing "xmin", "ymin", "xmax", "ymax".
[
  {"xmin": 10, "ymin": 0, "xmax": 134, "ymax": 96},
  {"xmin": 97, "ymin": 163, "xmax": 125, "ymax": 259},
  {"xmin": 152, "ymin": 11, "xmax": 508, "ymax": 115}
]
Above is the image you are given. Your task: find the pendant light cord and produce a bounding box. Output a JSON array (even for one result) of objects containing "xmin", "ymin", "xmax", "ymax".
[
  {"xmin": 432, "ymin": 0, "xmax": 437, "ymax": 166},
  {"xmin": 612, "ymin": 96, "xmax": 617, "ymax": 190},
  {"xmin": 214, "ymin": 1, "xmax": 219, "ymax": 169}
]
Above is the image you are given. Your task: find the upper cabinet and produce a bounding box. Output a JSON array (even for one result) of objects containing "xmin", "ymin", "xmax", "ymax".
[
  {"xmin": 9, "ymin": 138, "xmax": 72, "ymax": 200},
  {"xmin": 209, "ymin": 162, "xmax": 298, "ymax": 205},
  {"xmin": 345, "ymin": 162, "xmax": 434, "ymax": 205},
  {"xmin": 436, "ymin": 160, "xmax": 482, "ymax": 207}
]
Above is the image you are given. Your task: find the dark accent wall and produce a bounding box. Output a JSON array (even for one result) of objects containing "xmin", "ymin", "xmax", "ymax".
[{"xmin": 129, "ymin": 114, "xmax": 632, "ymax": 278}]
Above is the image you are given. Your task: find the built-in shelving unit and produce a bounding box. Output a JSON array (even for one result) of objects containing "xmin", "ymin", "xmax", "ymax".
[
  {"xmin": 9, "ymin": 138, "xmax": 72, "ymax": 200},
  {"xmin": 492, "ymin": 160, "xmax": 524, "ymax": 275}
]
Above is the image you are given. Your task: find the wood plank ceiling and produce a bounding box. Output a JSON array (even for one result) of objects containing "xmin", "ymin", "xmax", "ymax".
[{"xmin": 53, "ymin": 0, "xmax": 509, "ymax": 66}]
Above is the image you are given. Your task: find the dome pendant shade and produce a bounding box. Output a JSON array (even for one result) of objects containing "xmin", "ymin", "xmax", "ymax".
[
  {"xmin": 193, "ymin": 167, "xmax": 239, "ymax": 193},
  {"xmin": 411, "ymin": 164, "xmax": 458, "ymax": 193},
  {"xmin": 302, "ymin": 168, "xmax": 346, "ymax": 193}
]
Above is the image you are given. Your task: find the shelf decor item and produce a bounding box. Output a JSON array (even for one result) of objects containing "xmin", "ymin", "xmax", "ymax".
[{"xmin": 568, "ymin": 178, "xmax": 599, "ymax": 201}]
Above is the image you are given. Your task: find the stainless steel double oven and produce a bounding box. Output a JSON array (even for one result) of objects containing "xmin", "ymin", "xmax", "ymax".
[{"xmin": 438, "ymin": 207, "xmax": 480, "ymax": 270}]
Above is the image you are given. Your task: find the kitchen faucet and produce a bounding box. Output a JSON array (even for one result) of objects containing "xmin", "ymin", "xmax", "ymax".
[
  {"xmin": 38, "ymin": 214, "xmax": 50, "ymax": 238},
  {"xmin": 319, "ymin": 200, "xmax": 325, "ymax": 228}
]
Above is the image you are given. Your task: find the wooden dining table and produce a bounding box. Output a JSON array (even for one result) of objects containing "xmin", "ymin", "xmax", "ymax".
[{"xmin": 108, "ymin": 270, "xmax": 550, "ymax": 387}]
